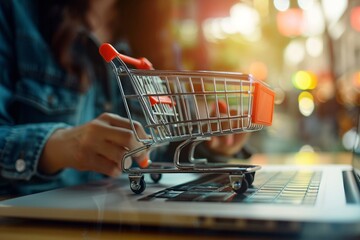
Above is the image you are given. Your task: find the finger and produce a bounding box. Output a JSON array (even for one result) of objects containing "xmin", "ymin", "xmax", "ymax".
[
  {"xmin": 96, "ymin": 114, "xmax": 150, "ymax": 167},
  {"xmin": 93, "ymin": 126, "xmax": 144, "ymax": 156},
  {"xmin": 98, "ymin": 115, "xmax": 149, "ymax": 153},
  {"xmin": 88, "ymin": 154, "xmax": 121, "ymax": 177},
  {"xmin": 101, "ymin": 113, "xmax": 148, "ymax": 139},
  {"xmin": 95, "ymin": 141, "xmax": 146, "ymax": 167},
  {"xmin": 94, "ymin": 126, "xmax": 143, "ymax": 153},
  {"xmin": 93, "ymin": 140, "xmax": 124, "ymax": 164}
]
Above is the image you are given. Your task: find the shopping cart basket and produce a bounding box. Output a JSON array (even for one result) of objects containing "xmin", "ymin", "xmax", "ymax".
[{"xmin": 99, "ymin": 43, "xmax": 275, "ymax": 194}]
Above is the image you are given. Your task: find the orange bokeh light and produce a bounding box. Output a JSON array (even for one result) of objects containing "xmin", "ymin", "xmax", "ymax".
[
  {"xmin": 276, "ymin": 8, "xmax": 303, "ymax": 37},
  {"xmin": 249, "ymin": 61, "xmax": 268, "ymax": 81},
  {"xmin": 352, "ymin": 71, "xmax": 360, "ymax": 89},
  {"xmin": 350, "ymin": 7, "xmax": 360, "ymax": 32}
]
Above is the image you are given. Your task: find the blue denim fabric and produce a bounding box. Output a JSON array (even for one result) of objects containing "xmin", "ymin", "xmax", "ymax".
[{"xmin": 0, "ymin": 0, "xmax": 128, "ymax": 195}]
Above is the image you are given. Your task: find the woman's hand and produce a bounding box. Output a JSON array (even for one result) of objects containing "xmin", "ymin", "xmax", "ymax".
[
  {"xmin": 204, "ymin": 100, "xmax": 250, "ymax": 157},
  {"xmin": 39, "ymin": 113, "xmax": 149, "ymax": 177},
  {"xmin": 205, "ymin": 132, "xmax": 249, "ymax": 157}
]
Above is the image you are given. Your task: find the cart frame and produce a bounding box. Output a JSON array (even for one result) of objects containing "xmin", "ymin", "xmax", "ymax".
[{"xmin": 99, "ymin": 43, "xmax": 275, "ymax": 194}]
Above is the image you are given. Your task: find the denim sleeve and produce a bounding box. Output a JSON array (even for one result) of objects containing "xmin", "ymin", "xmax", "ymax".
[
  {"xmin": 0, "ymin": 56, "xmax": 71, "ymax": 182},
  {"xmin": 0, "ymin": 1, "xmax": 70, "ymax": 182},
  {"xmin": 0, "ymin": 123, "xmax": 70, "ymax": 181}
]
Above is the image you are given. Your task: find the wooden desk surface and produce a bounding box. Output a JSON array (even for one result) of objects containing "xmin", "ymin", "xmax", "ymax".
[
  {"xmin": 0, "ymin": 218, "xmax": 280, "ymax": 240},
  {"xmin": 0, "ymin": 152, "xmax": 354, "ymax": 239}
]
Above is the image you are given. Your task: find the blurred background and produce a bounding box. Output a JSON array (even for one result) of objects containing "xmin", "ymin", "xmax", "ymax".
[{"xmin": 125, "ymin": 0, "xmax": 360, "ymax": 155}]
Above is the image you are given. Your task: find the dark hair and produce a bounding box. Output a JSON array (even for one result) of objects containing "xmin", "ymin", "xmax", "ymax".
[
  {"xmin": 50, "ymin": 0, "xmax": 91, "ymax": 90},
  {"xmin": 40, "ymin": 0, "xmax": 176, "ymax": 91}
]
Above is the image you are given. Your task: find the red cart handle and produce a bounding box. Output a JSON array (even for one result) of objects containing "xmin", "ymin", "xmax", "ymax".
[{"xmin": 99, "ymin": 43, "xmax": 153, "ymax": 70}]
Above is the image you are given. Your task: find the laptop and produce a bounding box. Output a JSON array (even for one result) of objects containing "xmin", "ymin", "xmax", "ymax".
[{"xmin": 0, "ymin": 111, "xmax": 360, "ymax": 238}]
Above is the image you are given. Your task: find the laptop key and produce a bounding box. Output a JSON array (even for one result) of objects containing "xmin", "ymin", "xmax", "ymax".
[{"xmin": 167, "ymin": 191, "xmax": 205, "ymax": 201}]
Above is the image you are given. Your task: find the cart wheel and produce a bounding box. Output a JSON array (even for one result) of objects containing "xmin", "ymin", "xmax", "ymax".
[
  {"xmin": 130, "ymin": 176, "xmax": 146, "ymax": 194},
  {"xmin": 150, "ymin": 173, "xmax": 162, "ymax": 183},
  {"xmin": 231, "ymin": 178, "xmax": 248, "ymax": 194},
  {"xmin": 245, "ymin": 172, "xmax": 255, "ymax": 186}
]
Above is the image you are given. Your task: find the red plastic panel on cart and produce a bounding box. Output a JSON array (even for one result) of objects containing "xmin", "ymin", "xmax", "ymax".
[{"xmin": 252, "ymin": 82, "xmax": 275, "ymax": 126}]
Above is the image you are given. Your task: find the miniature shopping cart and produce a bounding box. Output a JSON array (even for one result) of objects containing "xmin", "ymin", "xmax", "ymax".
[{"xmin": 99, "ymin": 43, "xmax": 275, "ymax": 194}]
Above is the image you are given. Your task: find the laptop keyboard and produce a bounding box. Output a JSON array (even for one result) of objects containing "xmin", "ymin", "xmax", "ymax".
[{"xmin": 139, "ymin": 171, "xmax": 322, "ymax": 205}]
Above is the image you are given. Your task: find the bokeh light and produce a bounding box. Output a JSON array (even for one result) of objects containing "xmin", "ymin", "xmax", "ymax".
[
  {"xmin": 305, "ymin": 37, "xmax": 323, "ymax": 58},
  {"xmin": 342, "ymin": 128, "xmax": 358, "ymax": 150},
  {"xmin": 302, "ymin": 2, "xmax": 325, "ymax": 36},
  {"xmin": 178, "ymin": 19, "xmax": 199, "ymax": 47},
  {"xmin": 315, "ymin": 82, "xmax": 335, "ymax": 103},
  {"xmin": 294, "ymin": 150, "xmax": 317, "ymax": 165},
  {"xmin": 298, "ymin": 91, "xmax": 315, "ymax": 117},
  {"xmin": 292, "ymin": 71, "xmax": 317, "ymax": 90},
  {"xmin": 352, "ymin": 72, "xmax": 360, "ymax": 91},
  {"xmin": 249, "ymin": 61, "xmax": 268, "ymax": 81},
  {"xmin": 276, "ymin": 8, "xmax": 303, "ymax": 37},
  {"xmin": 202, "ymin": 3, "xmax": 261, "ymax": 42},
  {"xmin": 274, "ymin": 0, "xmax": 290, "ymax": 12},
  {"xmin": 299, "ymin": 144, "xmax": 315, "ymax": 152},
  {"xmin": 274, "ymin": 88, "xmax": 286, "ymax": 105},
  {"xmin": 220, "ymin": 17, "xmax": 237, "ymax": 35},
  {"xmin": 337, "ymin": 74, "xmax": 359, "ymax": 107},
  {"xmin": 298, "ymin": 91, "xmax": 314, "ymax": 102},
  {"xmin": 284, "ymin": 40, "xmax": 305, "ymax": 66},
  {"xmin": 321, "ymin": 0, "xmax": 348, "ymax": 26},
  {"xmin": 202, "ymin": 18, "xmax": 226, "ymax": 42},
  {"xmin": 297, "ymin": 0, "xmax": 315, "ymax": 10},
  {"xmin": 351, "ymin": 7, "xmax": 360, "ymax": 32},
  {"xmin": 229, "ymin": 3, "xmax": 260, "ymax": 36}
]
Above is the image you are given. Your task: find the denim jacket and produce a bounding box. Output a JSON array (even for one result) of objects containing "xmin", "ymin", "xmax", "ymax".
[{"xmin": 0, "ymin": 0, "xmax": 138, "ymax": 195}]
